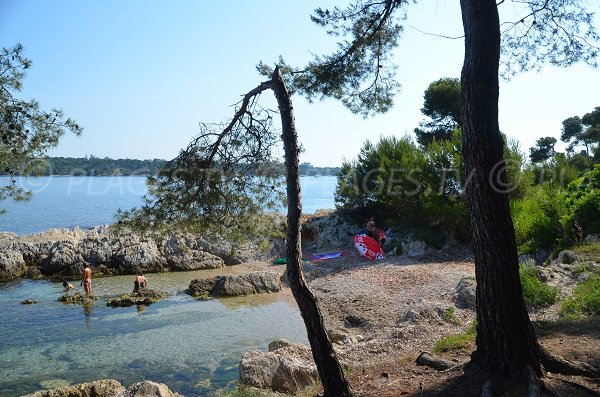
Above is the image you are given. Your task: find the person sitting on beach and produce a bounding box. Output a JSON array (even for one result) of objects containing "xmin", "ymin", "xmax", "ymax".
[
  {"xmin": 133, "ymin": 271, "xmax": 148, "ymax": 292},
  {"xmin": 62, "ymin": 280, "xmax": 74, "ymax": 290},
  {"xmin": 366, "ymin": 217, "xmax": 376, "ymax": 239}
]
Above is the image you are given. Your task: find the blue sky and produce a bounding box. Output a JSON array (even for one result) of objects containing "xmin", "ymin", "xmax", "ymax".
[{"xmin": 1, "ymin": 0, "xmax": 599, "ymax": 167}]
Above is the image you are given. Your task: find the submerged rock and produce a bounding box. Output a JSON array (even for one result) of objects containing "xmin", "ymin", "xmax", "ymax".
[
  {"xmin": 21, "ymin": 299, "xmax": 39, "ymax": 304},
  {"xmin": 106, "ymin": 289, "xmax": 167, "ymax": 307},
  {"xmin": 58, "ymin": 292, "xmax": 96, "ymax": 304}
]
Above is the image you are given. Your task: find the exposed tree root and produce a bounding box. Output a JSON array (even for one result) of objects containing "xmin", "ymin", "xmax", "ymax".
[
  {"xmin": 526, "ymin": 365, "xmax": 541, "ymax": 397},
  {"xmin": 416, "ymin": 351, "xmax": 456, "ymax": 370},
  {"xmin": 539, "ymin": 378, "xmax": 563, "ymax": 397},
  {"xmin": 540, "ymin": 348, "xmax": 600, "ymax": 378}
]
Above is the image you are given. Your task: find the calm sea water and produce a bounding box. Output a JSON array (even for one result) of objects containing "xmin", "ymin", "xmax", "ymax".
[
  {"xmin": 0, "ymin": 271, "xmax": 307, "ymax": 397},
  {"xmin": 0, "ymin": 175, "xmax": 336, "ymax": 396},
  {"xmin": 0, "ymin": 175, "xmax": 338, "ymax": 235}
]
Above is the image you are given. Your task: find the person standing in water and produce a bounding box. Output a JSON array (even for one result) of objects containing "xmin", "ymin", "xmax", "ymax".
[{"xmin": 81, "ymin": 264, "xmax": 93, "ymax": 296}]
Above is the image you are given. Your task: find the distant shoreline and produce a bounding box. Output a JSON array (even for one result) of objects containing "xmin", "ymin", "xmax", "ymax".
[{"xmin": 2, "ymin": 157, "xmax": 341, "ymax": 177}]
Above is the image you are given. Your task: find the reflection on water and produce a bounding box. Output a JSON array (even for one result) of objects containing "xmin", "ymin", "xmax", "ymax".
[{"xmin": 0, "ymin": 268, "xmax": 306, "ymax": 397}]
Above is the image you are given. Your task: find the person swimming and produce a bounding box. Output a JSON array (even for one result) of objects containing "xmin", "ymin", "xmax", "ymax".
[{"xmin": 62, "ymin": 280, "xmax": 74, "ymax": 290}]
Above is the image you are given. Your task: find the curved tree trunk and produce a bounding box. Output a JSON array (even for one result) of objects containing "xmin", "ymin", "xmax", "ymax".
[
  {"xmin": 271, "ymin": 67, "xmax": 357, "ymax": 397},
  {"xmin": 460, "ymin": 0, "xmax": 543, "ymax": 379}
]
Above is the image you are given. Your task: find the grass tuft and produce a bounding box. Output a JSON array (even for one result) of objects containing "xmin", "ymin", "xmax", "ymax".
[
  {"xmin": 519, "ymin": 263, "xmax": 558, "ymax": 307},
  {"xmin": 560, "ymin": 273, "xmax": 600, "ymax": 317},
  {"xmin": 433, "ymin": 321, "xmax": 476, "ymax": 352}
]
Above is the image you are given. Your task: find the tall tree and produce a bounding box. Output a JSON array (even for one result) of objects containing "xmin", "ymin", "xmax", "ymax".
[
  {"xmin": 261, "ymin": 0, "xmax": 600, "ymax": 392},
  {"xmin": 529, "ymin": 136, "xmax": 556, "ymax": 163},
  {"xmin": 414, "ymin": 77, "xmax": 461, "ymax": 148},
  {"xmin": 561, "ymin": 107, "xmax": 600, "ymax": 156},
  {"xmin": 121, "ymin": 68, "xmax": 356, "ymax": 396},
  {"xmin": 0, "ymin": 44, "xmax": 82, "ymax": 212}
]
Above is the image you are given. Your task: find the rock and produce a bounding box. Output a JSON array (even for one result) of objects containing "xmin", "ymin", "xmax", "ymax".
[
  {"xmin": 24, "ymin": 266, "xmax": 43, "ymax": 279},
  {"xmin": 329, "ymin": 328, "xmax": 358, "ymax": 345},
  {"xmin": 300, "ymin": 210, "xmax": 358, "ymax": 252},
  {"xmin": 554, "ymin": 250, "xmax": 578, "ymax": 265},
  {"xmin": 58, "ymin": 292, "xmax": 96, "ymax": 304},
  {"xmin": 116, "ymin": 380, "xmax": 183, "ymax": 397},
  {"xmin": 112, "ymin": 240, "xmax": 167, "ymax": 273},
  {"xmin": 268, "ymin": 339, "xmax": 295, "ymax": 352},
  {"xmin": 21, "ymin": 299, "xmax": 38, "ymax": 304},
  {"xmin": 169, "ymin": 251, "xmax": 224, "ymax": 271},
  {"xmin": 456, "ymin": 277, "xmax": 476, "ymax": 309},
  {"xmin": 187, "ymin": 278, "xmax": 218, "ymax": 297},
  {"xmin": 22, "ymin": 379, "xmax": 125, "ymax": 397},
  {"xmin": 106, "ymin": 289, "xmax": 167, "ymax": 307},
  {"xmin": 402, "ymin": 309, "xmax": 421, "ymax": 322},
  {"xmin": 239, "ymin": 341, "xmax": 318, "ymax": 395},
  {"xmin": 401, "ymin": 238, "xmax": 429, "ymax": 257},
  {"xmin": 0, "ymin": 249, "xmax": 27, "ymax": 279},
  {"xmin": 535, "ymin": 248, "xmax": 550, "ymax": 265},
  {"xmin": 188, "ymin": 270, "xmax": 281, "ymax": 298},
  {"xmin": 41, "ymin": 241, "xmax": 84, "ymax": 275},
  {"xmin": 212, "ymin": 271, "xmax": 281, "ymax": 297},
  {"xmin": 584, "ymin": 234, "xmax": 600, "ymax": 243},
  {"xmin": 0, "ymin": 225, "xmax": 275, "ymax": 278}
]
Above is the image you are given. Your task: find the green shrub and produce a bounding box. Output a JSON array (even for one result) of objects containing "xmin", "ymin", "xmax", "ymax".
[
  {"xmin": 519, "ymin": 263, "xmax": 558, "ymax": 307},
  {"xmin": 561, "ymin": 165, "xmax": 600, "ymax": 246},
  {"xmin": 511, "ymin": 186, "xmax": 564, "ymax": 254},
  {"xmin": 560, "ymin": 273, "xmax": 600, "ymax": 317}
]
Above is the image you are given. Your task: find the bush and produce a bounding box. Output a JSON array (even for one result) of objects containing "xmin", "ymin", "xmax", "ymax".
[
  {"xmin": 561, "ymin": 165, "xmax": 600, "ymax": 246},
  {"xmin": 560, "ymin": 273, "xmax": 600, "ymax": 317},
  {"xmin": 519, "ymin": 263, "xmax": 558, "ymax": 307},
  {"xmin": 511, "ymin": 186, "xmax": 564, "ymax": 254}
]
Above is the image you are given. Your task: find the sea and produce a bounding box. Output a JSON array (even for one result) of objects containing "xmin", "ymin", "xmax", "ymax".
[
  {"xmin": 0, "ymin": 175, "xmax": 338, "ymax": 235},
  {"xmin": 0, "ymin": 175, "xmax": 337, "ymax": 397}
]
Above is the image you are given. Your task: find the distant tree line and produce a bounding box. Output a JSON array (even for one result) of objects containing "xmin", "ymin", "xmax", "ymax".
[
  {"xmin": 35, "ymin": 156, "xmax": 167, "ymax": 176},
  {"xmin": 299, "ymin": 162, "xmax": 340, "ymax": 176},
  {"xmin": 2, "ymin": 156, "xmax": 340, "ymax": 177}
]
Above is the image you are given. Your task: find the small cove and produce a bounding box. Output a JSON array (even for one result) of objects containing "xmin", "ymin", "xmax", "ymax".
[{"xmin": 0, "ymin": 267, "xmax": 307, "ymax": 396}]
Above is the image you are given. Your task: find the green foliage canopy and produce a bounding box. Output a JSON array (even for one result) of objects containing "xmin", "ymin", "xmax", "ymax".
[
  {"xmin": 1, "ymin": 44, "xmax": 82, "ymax": 211},
  {"xmin": 414, "ymin": 77, "xmax": 461, "ymax": 148}
]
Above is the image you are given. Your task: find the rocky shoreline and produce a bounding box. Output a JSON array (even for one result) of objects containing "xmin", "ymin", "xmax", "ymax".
[{"xmin": 0, "ymin": 223, "xmax": 285, "ymax": 280}]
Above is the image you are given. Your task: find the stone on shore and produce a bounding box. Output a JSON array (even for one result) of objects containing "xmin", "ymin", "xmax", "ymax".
[
  {"xmin": 23, "ymin": 379, "xmax": 183, "ymax": 397},
  {"xmin": 455, "ymin": 277, "xmax": 476, "ymax": 309},
  {"xmin": 187, "ymin": 270, "xmax": 281, "ymax": 298},
  {"xmin": 239, "ymin": 339, "xmax": 318, "ymax": 395},
  {"xmin": 22, "ymin": 379, "xmax": 125, "ymax": 397}
]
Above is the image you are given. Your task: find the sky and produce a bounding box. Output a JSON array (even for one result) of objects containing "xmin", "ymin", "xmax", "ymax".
[{"xmin": 1, "ymin": 0, "xmax": 599, "ymax": 167}]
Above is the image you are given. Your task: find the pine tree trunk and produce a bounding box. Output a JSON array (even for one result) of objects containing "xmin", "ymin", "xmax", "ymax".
[
  {"xmin": 271, "ymin": 68, "xmax": 357, "ymax": 397},
  {"xmin": 460, "ymin": 0, "xmax": 543, "ymax": 378}
]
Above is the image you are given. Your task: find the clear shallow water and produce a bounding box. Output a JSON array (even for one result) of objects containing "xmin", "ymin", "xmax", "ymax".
[
  {"xmin": 0, "ymin": 175, "xmax": 337, "ymax": 235},
  {"xmin": 0, "ymin": 270, "xmax": 307, "ymax": 396}
]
